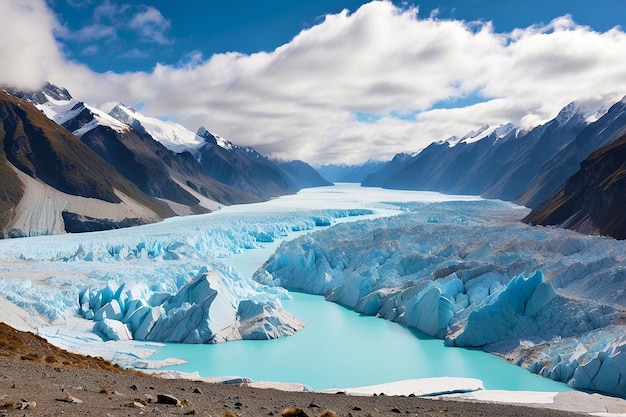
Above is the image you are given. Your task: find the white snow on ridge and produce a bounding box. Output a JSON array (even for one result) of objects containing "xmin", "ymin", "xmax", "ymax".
[
  {"xmin": 460, "ymin": 122, "xmax": 518, "ymax": 144},
  {"xmin": 37, "ymin": 92, "xmax": 82, "ymax": 124},
  {"xmin": 34, "ymin": 93, "xmax": 129, "ymax": 136},
  {"xmin": 106, "ymin": 103, "xmax": 205, "ymax": 153},
  {"xmin": 82, "ymin": 103, "xmax": 129, "ymax": 135}
]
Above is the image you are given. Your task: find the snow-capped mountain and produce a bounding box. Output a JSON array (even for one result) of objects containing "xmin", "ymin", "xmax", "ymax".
[
  {"xmin": 362, "ymin": 99, "xmax": 619, "ymax": 208},
  {"xmin": 524, "ymin": 129, "xmax": 626, "ymax": 239},
  {"xmin": 460, "ymin": 122, "xmax": 518, "ymax": 145},
  {"xmin": 14, "ymin": 82, "xmax": 128, "ymax": 136},
  {"xmin": 105, "ymin": 103, "xmax": 205, "ymax": 153},
  {"xmin": 0, "ymin": 88, "xmax": 175, "ymax": 237},
  {"xmin": 1, "ymin": 82, "xmax": 330, "ymax": 237},
  {"xmin": 102, "ymin": 100, "xmax": 330, "ymax": 199}
]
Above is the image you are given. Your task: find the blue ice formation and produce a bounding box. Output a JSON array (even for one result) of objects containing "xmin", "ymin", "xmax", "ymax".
[
  {"xmin": 80, "ymin": 269, "xmax": 304, "ymax": 343},
  {"xmin": 2, "ymin": 195, "xmax": 626, "ymax": 397},
  {"xmin": 0, "ymin": 208, "xmax": 366, "ymax": 344},
  {"xmin": 254, "ymin": 201, "xmax": 626, "ymax": 397}
]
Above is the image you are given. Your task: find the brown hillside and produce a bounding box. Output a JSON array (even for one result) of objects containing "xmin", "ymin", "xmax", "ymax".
[
  {"xmin": 524, "ymin": 133, "xmax": 626, "ymax": 239},
  {"xmin": 0, "ymin": 91, "xmax": 174, "ymax": 220}
]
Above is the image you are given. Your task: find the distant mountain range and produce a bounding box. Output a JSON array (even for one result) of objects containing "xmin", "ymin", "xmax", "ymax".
[
  {"xmin": 0, "ymin": 83, "xmax": 329, "ymax": 237},
  {"xmin": 327, "ymin": 97, "xmax": 626, "ymax": 239},
  {"xmin": 316, "ymin": 160, "xmax": 387, "ymax": 183},
  {"xmin": 4, "ymin": 81, "xmax": 626, "ymax": 240}
]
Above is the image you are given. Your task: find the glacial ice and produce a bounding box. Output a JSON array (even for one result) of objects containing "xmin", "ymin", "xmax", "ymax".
[
  {"xmin": 2, "ymin": 184, "xmax": 626, "ymax": 398},
  {"xmin": 0, "ymin": 205, "xmax": 373, "ymax": 345},
  {"xmin": 254, "ymin": 200, "xmax": 626, "ymax": 398}
]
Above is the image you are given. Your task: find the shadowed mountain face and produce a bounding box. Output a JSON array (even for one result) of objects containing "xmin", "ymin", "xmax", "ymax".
[
  {"xmin": 524, "ymin": 133, "xmax": 626, "ymax": 240},
  {"xmin": 0, "ymin": 91, "xmax": 120, "ymax": 203},
  {"xmin": 274, "ymin": 160, "xmax": 332, "ymax": 189},
  {"xmin": 78, "ymin": 124, "xmax": 261, "ymax": 212},
  {"xmin": 196, "ymin": 129, "xmax": 297, "ymax": 199},
  {"xmin": 0, "ymin": 120, "xmax": 23, "ymax": 236},
  {"xmin": 515, "ymin": 99, "xmax": 626, "ymax": 209},
  {"xmin": 0, "ymin": 90, "xmax": 176, "ymax": 235}
]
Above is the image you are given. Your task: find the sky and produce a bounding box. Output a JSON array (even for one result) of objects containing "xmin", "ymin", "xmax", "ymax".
[{"xmin": 2, "ymin": 0, "xmax": 626, "ymax": 165}]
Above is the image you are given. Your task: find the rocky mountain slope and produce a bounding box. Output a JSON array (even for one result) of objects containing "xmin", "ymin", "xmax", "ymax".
[
  {"xmin": 196, "ymin": 128, "xmax": 303, "ymax": 199},
  {"xmin": 362, "ymin": 100, "xmax": 624, "ymax": 211},
  {"xmin": 1, "ymin": 83, "xmax": 330, "ymax": 236},
  {"xmin": 0, "ymin": 90, "xmax": 173, "ymax": 237},
  {"xmin": 105, "ymin": 102, "xmax": 330, "ymax": 200},
  {"xmin": 524, "ymin": 132, "xmax": 626, "ymax": 239}
]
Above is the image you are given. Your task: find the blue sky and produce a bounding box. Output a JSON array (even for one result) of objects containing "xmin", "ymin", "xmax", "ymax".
[
  {"xmin": 52, "ymin": 0, "xmax": 625, "ymax": 73},
  {"xmin": 2, "ymin": 1, "xmax": 626, "ymax": 164}
]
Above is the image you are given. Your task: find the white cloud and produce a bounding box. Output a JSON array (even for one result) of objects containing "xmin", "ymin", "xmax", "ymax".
[
  {"xmin": 56, "ymin": 1, "xmax": 171, "ymax": 46},
  {"xmin": 2, "ymin": 0, "xmax": 626, "ymax": 164},
  {"xmin": 129, "ymin": 6, "xmax": 171, "ymax": 44},
  {"xmin": 0, "ymin": 0, "xmax": 64, "ymax": 90}
]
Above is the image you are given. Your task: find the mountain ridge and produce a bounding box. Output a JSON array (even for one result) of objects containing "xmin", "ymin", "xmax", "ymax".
[{"xmin": 524, "ymin": 132, "xmax": 626, "ymax": 239}]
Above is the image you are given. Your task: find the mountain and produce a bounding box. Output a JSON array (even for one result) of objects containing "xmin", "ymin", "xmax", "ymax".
[
  {"xmin": 361, "ymin": 153, "xmax": 418, "ymax": 187},
  {"xmin": 194, "ymin": 128, "xmax": 298, "ymax": 199},
  {"xmin": 524, "ymin": 132, "xmax": 626, "ymax": 239},
  {"xmin": 515, "ymin": 98, "xmax": 626, "ymax": 208},
  {"xmin": 363, "ymin": 100, "xmax": 619, "ymax": 209},
  {"xmin": 0, "ymin": 89, "xmax": 174, "ymax": 237},
  {"xmin": 366, "ymin": 123, "xmax": 521, "ymax": 195},
  {"xmin": 15, "ymin": 85, "xmax": 261, "ymax": 214},
  {"xmin": 3, "ymin": 82, "xmax": 330, "ymax": 236},
  {"xmin": 105, "ymin": 102, "xmax": 205, "ymax": 154},
  {"xmin": 316, "ymin": 160, "xmax": 387, "ymax": 183},
  {"xmin": 107, "ymin": 103, "xmax": 329, "ymax": 200},
  {"xmin": 275, "ymin": 159, "xmax": 332, "ymax": 189}
]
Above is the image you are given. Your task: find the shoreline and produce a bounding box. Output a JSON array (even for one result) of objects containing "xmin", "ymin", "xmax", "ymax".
[{"xmin": 3, "ymin": 294, "xmax": 626, "ymax": 415}]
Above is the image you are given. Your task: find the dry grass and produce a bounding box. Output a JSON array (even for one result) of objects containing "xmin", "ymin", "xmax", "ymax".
[{"xmin": 0, "ymin": 322, "xmax": 136, "ymax": 374}]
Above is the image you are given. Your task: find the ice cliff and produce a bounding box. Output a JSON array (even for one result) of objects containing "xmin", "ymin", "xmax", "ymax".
[
  {"xmin": 0, "ymin": 207, "xmax": 370, "ymax": 344},
  {"xmin": 254, "ymin": 200, "xmax": 626, "ymax": 397}
]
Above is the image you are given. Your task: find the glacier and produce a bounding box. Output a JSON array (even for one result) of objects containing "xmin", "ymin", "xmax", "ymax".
[
  {"xmin": 2, "ymin": 184, "xmax": 626, "ymax": 398},
  {"xmin": 254, "ymin": 198, "xmax": 626, "ymax": 398},
  {"xmin": 0, "ymin": 192, "xmax": 377, "ymax": 345}
]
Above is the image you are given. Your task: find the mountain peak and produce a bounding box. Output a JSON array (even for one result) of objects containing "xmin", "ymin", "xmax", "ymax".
[
  {"xmin": 554, "ymin": 101, "xmax": 586, "ymax": 126},
  {"xmin": 197, "ymin": 127, "xmax": 234, "ymax": 151},
  {"xmin": 460, "ymin": 124, "xmax": 490, "ymax": 142},
  {"xmin": 494, "ymin": 122, "xmax": 517, "ymax": 139},
  {"xmin": 5, "ymin": 81, "xmax": 72, "ymax": 105},
  {"xmin": 554, "ymin": 99, "xmax": 612, "ymax": 126}
]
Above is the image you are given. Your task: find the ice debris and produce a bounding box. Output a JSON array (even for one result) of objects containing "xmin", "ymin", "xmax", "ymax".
[
  {"xmin": 79, "ymin": 269, "xmax": 304, "ymax": 343},
  {"xmin": 254, "ymin": 201, "xmax": 626, "ymax": 397}
]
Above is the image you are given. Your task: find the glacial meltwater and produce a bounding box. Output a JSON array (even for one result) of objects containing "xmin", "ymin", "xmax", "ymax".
[
  {"xmin": 151, "ymin": 291, "xmax": 570, "ymax": 392},
  {"xmin": 148, "ymin": 185, "xmax": 570, "ymax": 392}
]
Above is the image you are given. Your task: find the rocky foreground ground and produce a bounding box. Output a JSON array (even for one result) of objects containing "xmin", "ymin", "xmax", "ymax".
[{"xmin": 0, "ymin": 322, "xmax": 605, "ymax": 417}]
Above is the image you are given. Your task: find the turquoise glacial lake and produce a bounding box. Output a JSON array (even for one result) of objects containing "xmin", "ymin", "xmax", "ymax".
[
  {"xmin": 149, "ymin": 186, "xmax": 571, "ymax": 392},
  {"xmin": 151, "ymin": 288, "xmax": 570, "ymax": 392}
]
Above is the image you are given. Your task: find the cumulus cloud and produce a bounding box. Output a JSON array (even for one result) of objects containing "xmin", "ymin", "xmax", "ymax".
[
  {"xmin": 2, "ymin": 0, "xmax": 626, "ymax": 164},
  {"xmin": 0, "ymin": 0, "xmax": 65, "ymax": 90}
]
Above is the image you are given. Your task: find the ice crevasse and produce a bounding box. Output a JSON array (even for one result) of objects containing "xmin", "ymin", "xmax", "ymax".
[
  {"xmin": 0, "ymin": 209, "xmax": 366, "ymax": 345},
  {"xmin": 79, "ymin": 268, "xmax": 304, "ymax": 343},
  {"xmin": 254, "ymin": 202, "xmax": 626, "ymax": 398}
]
